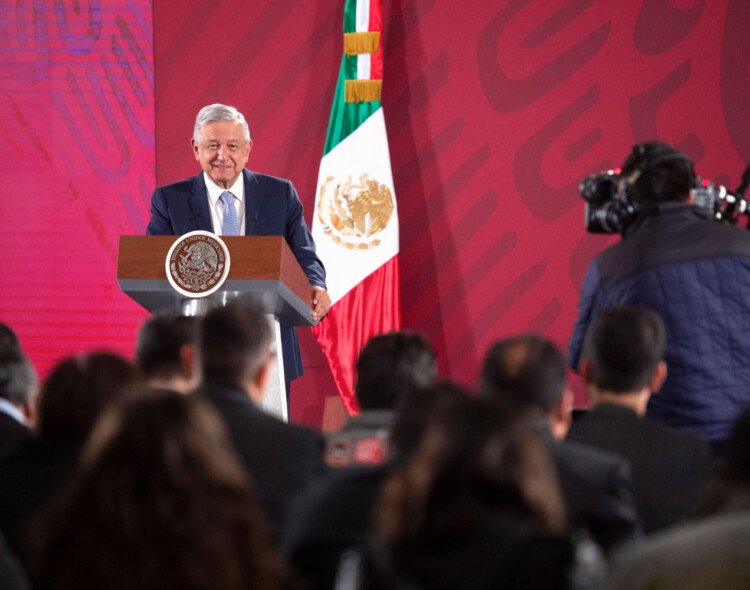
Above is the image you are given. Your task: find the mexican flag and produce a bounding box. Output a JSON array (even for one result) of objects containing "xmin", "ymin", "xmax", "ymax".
[{"xmin": 311, "ymin": 0, "xmax": 401, "ymax": 415}]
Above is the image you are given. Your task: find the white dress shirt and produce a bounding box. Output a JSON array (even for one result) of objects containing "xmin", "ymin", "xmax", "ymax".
[{"xmin": 0, "ymin": 398, "xmax": 25, "ymax": 425}]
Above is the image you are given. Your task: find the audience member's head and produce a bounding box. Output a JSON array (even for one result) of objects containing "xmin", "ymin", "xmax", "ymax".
[
  {"xmin": 0, "ymin": 352, "xmax": 38, "ymax": 418},
  {"xmin": 355, "ymin": 331, "xmax": 436, "ymax": 411},
  {"xmin": 481, "ymin": 335, "xmax": 571, "ymax": 439},
  {"xmin": 387, "ymin": 379, "xmax": 466, "ymax": 462},
  {"xmin": 0, "ymin": 323, "xmax": 21, "ymax": 355},
  {"xmin": 27, "ymin": 391, "xmax": 283, "ymax": 590},
  {"xmin": 198, "ymin": 304, "xmax": 273, "ymax": 401},
  {"xmin": 481, "ymin": 336, "xmax": 566, "ymax": 413},
  {"xmin": 580, "ymin": 306, "xmax": 667, "ymax": 412},
  {"xmin": 135, "ymin": 314, "xmax": 198, "ymax": 393},
  {"xmin": 368, "ymin": 393, "xmax": 568, "ymax": 587},
  {"xmin": 36, "ymin": 352, "xmax": 145, "ymax": 445}
]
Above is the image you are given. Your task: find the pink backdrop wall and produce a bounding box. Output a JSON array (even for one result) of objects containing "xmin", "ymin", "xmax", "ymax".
[
  {"xmin": 2, "ymin": 1, "xmax": 748, "ymax": 428},
  {"xmin": 0, "ymin": 1, "xmax": 154, "ymax": 371}
]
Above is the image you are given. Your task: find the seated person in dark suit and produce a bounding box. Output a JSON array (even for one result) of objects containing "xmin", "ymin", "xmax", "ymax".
[
  {"xmin": 607, "ymin": 411, "xmax": 750, "ymax": 590},
  {"xmin": 567, "ymin": 306, "xmax": 713, "ymax": 533},
  {"xmin": 481, "ymin": 336, "xmax": 642, "ymax": 556},
  {"xmin": 0, "ymin": 531, "xmax": 29, "ymax": 590},
  {"xmin": 135, "ymin": 314, "xmax": 198, "ymax": 394},
  {"xmin": 692, "ymin": 409, "xmax": 750, "ymax": 517},
  {"xmin": 193, "ymin": 304, "xmax": 327, "ymax": 541},
  {"xmin": 0, "ymin": 352, "xmax": 37, "ymax": 455},
  {"xmin": 325, "ymin": 331, "xmax": 436, "ymax": 467},
  {"xmin": 0, "ymin": 353, "xmax": 145, "ymax": 560}
]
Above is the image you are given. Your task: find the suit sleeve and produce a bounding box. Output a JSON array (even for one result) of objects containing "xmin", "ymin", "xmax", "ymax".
[
  {"xmin": 598, "ymin": 457, "xmax": 643, "ymax": 553},
  {"xmin": 284, "ymin": 181, "xmax": 327, "ymax": 290},
  {"xmin": 568, "ymin": 260, "xmax": 601, "ymax": 371},
  {"xmin": 145, "ymin": 187, "xmax": 175, "ymax": 235}
]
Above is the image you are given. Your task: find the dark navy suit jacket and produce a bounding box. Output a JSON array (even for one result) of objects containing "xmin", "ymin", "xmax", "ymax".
[
  {"xmin": 146, "ymin": 169, "xmax": 326, "ymax": 382},
  {"xmin": 195, "ymin": 382, "xmax": 327, "ymax": 538}
]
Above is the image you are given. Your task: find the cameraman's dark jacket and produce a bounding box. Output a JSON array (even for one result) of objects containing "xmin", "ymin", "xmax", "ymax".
[{"xmin": 569, "ymin": 202, "xmax": 750, "ymax": 444}]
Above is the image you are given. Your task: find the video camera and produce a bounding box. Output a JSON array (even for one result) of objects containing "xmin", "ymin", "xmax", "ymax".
[{"xmin": 580, "ymin": 165, "xmax": 750, "ymax": 235}]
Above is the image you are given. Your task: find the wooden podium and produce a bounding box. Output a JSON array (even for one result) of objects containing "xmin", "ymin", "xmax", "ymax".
[{"xmin": 117, "ymin": 235, "xmax": 316, "ymax": 421}]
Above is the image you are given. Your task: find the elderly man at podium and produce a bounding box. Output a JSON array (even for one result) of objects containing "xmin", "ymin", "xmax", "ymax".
[{"xmin": 145, "ymin": 103, "xmax": 331, "ymax": 399}]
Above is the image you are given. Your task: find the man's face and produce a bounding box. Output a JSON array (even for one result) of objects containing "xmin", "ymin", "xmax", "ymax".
[{"xmin": 192, "ymin": 121, "xmax": 252, "ymax": 189}]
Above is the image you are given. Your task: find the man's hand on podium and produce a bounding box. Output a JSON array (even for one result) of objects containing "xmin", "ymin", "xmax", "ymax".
[{"xmin": 311, "ymin": 286, "xmax": 331, "ymax": 322}]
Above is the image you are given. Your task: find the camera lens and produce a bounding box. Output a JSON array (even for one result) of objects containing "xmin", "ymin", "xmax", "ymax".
[{"xmin": 580, "ymin": 172, "xmax": 619, "ymax": 202}]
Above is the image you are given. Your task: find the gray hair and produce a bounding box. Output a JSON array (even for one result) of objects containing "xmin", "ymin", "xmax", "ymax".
[
  {"xmin": 193, "ymin": 104, "xmax": 251, "ymax": 144},
  {"xmin": 0, "ymin": 352, "xmax": 37, "ymax": 407}
]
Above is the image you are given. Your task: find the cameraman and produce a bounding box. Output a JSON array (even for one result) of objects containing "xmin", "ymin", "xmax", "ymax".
[{"xmin": 569, "ymin": 141, "xmax": 750, "ymax": 454}]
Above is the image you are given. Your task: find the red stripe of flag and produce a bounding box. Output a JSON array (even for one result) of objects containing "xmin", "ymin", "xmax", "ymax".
[
  {"xmin": 368, "ymin": 0, "xmax": 383, "ymax": 80},
  {"xmin": 312, "ymin": 254, "xmax": 401, "ymax": 414}
]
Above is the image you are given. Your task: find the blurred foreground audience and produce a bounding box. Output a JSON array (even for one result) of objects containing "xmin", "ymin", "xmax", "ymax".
[
  {"xmin": 692, "ymin": 409, "xmax": 750, "ymax": 517},
  {"xmin": 481, "ymin": 335, "xmax": 642, "ymax": 555},
  {"xmin": 325, "ymin": 331, "xmax": 436, "ymax": 467},
  {"xmin": 0, "ymin": 351, "xmax": 37, "ymax": 454},
  {"xmin": 0, "ymin": 308, "xmax": 747, "ymax": 590},
  {"xmin": 605, "ymin": 409, "xmax": 750, "ymax": 590},
  {"xmin": 26, "ymin": 391, "xmax": 289, "ymax": 590},
  {"xmin": 0, "ymin": 352, "xmax": 145, "ymax": 558},
  {"xmin": 135, "ymin": 314, "xmax": 198, "ymax": 394},
  {"xmin": 568, "ymin": 306, "xmax": 712, "ymax": 532},
  {"xmin": 283, "ymin": 379, "xmax": 458, "ymax": 590},
  {"xmin": 194, "ymin": 304, "xmax": 327, "ymax": 540},
  {"xmin": 0, "ymin": 531, "xmax": 29, "ymax": 590},
  {"xmin": 336, "ymin": 394, "xmax": 605, "ymax": 589}
]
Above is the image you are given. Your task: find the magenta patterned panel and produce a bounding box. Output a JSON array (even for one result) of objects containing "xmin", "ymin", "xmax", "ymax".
[{"xmin": 0, "ymin": 1, "xmax": 154, "ymax": 374}]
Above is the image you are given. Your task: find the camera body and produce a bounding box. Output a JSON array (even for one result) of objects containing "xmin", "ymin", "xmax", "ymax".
[
  {"xmin": 580, "ymin": 171, "xmax": 744, "ymax": 234},
  {"xmin": 580, "ymin": 171, "xmax": 637, "ymax": 234}
]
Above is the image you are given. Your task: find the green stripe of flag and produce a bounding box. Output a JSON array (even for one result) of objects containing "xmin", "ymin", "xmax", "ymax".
[
  {"xmin": 323, "ymin": 57, "xmax": 381, "ymax": 156},
  {"xmin": 343, "ymin": 0, "xmax": 358, "ymax": 34},
  {"xmin": 344, "ymin": 52, "xmax": 358, "ymax": 80}
]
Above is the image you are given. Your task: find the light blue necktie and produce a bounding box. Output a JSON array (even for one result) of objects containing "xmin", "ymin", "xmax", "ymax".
[{"xmin": 220, "ymin": 191, "xmax": 239, "ymax": 236}]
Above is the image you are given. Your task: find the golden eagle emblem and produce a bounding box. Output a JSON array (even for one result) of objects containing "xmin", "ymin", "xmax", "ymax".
[{"xmin": 316, "ymin": 173, "xmax": 394, "ymax": 250}]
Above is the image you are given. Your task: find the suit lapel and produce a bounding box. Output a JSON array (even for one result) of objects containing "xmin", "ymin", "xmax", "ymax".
[
  {"xmin": 243, "ymin": 169, "xmax": 261, "ymax": 236},
  {"xmin": 187, "ymin": 174, "xmax": 213, "ymax": 232}
]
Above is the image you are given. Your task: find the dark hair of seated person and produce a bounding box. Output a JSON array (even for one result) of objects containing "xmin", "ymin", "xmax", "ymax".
[
  {"xmin": 198, "ymin": 303, "xmax": 272, "ymax": 390},
  {"xmin": 135, "ymin": 314, "xmax": 197, "ymax": 382},
  {"xmin": 26, "ymin": 391, "xmax": 288, "ymax": 590},
  {"xmin": 0, "ymin": 323, "xmax": 21, "ymax": 356},
  {"xmin": 355, "ymin": 394, "xmax": 574, "ymax": 590},
  {"xmin": 35, "ymin": 352, "xmax": 146, "ymax": 445},
  {"xmin": 354, "ymin": 331, "xmax": 437, "ymax": 411},
  {"xmin": 0, "ymin": 351, "xmax": 37, "ymax": 408},
  {"xmin": 582, "ymin": 305, "xmax": 666, "ymax": 393}
]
